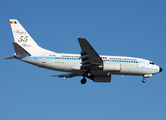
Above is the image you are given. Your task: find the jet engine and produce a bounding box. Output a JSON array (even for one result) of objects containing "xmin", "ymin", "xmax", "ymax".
[
  {"xmin": 89, "ymin": 75, "xmax": 111, "ymax": 82},
  {"xmin": 98, "ymin": 62, "xmax": 121, "ymax": 72}
]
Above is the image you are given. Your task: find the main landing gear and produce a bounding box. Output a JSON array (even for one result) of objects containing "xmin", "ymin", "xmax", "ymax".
[
  {"xmin": 142, "ymin": 79, "xmax": 146, "ymax": 83},
  {"xmin": 81, "ymin": 77, "xmax": 87, "ymax": 84}
]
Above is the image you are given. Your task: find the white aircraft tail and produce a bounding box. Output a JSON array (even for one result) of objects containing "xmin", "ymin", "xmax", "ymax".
[{"xmin": 10, "ymin": 19, "xmax": 55, "ymax": 57}]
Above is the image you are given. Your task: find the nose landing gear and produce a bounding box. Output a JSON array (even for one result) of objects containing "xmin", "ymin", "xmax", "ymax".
[{"xmin": 142, "ymin": 79, "xmax": 146, "ymax": 83}]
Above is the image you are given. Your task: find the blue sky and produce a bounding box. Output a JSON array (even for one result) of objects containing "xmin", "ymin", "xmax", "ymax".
[{"xmin": 0, "ymin": 0, "xmax": 166, "ymax": 120}]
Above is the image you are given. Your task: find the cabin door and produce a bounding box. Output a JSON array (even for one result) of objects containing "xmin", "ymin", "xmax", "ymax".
[
  {"xmin": 42, "ymin": 55, "xmax": 47, "ymax": 63},
  {"xmin": 141, "ymin": 60, "xmax": 145, "ymax": 67}
]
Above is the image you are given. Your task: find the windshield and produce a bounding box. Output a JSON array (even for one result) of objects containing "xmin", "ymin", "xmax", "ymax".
[{"xmin": 149, "ymin": 62, "xmax": 154, "ymax": 65}]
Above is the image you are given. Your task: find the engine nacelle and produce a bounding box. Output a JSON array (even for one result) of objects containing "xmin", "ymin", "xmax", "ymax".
[
  {"xmin": 101, "ymin": 62, "xmax": 121, "ymax": 72},
  {"xmin": 92, "ymin": 75, "xmax": 111, "ymax": 82}
]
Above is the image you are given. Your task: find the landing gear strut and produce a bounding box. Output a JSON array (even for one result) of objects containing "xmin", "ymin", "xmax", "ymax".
[
  {"xmin": 142, "ymin": 79, "xmax": 146, "ymax": 83},
  {"xmin": 81, "ymin": 77, "xmax": 87, "ymax": 84}
]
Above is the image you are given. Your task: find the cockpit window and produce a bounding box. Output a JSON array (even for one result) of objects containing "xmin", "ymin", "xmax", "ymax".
[{"xmin": 149, "ymin": 62, "xmax": 154, "ymax": 65}]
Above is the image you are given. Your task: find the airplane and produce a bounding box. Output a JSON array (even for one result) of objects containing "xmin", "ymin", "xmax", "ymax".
[{"xmin": 6, "ymin": 19, "xmax": 163, "ymax": 84}]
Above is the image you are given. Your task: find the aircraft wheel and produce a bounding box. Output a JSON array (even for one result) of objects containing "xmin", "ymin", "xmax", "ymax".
[
  {"xmin": 81, "ymin": 78, "xmax": 87, "ymax": 84},
  {"xmin": 142, "ymin": 79, "xmax": 146, "ymax": 83}
]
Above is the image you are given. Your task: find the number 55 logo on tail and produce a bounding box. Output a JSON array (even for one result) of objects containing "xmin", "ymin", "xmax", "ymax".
[{"xmin": 18, "ymin": 36, "xmax": 28, "ymax": 42}]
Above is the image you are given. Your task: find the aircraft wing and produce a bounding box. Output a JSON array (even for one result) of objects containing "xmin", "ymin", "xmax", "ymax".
[
  {"xmin": 50, "ymin": 73, "xmax": 83, "ymax": 78},
  {"xmin": 77, "ymin": 37, "xmax": 103, "ymax": 69},
  {"xmin": 52, "ymin": 38, "xmax": 103, "ymax": 79}
]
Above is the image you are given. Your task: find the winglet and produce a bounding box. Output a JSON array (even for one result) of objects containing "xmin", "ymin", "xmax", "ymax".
[{"xmin": 77, "ymin": 37, "xmax": 86, "ymax": 39}]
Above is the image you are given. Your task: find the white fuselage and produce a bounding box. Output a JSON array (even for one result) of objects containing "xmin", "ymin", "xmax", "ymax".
[{"xmin": 19, "ymin": 52, "xmax": 160, "ymax": 77}]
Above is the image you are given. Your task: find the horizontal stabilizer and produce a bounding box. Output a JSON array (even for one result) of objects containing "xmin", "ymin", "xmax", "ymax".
[
  {"xmin": 12, "ymin": 42, "xmax": 31, "ymax": 57},
  {"xmin": 5, "ymin": 56, "xmax": 16, "ymax": 60}
]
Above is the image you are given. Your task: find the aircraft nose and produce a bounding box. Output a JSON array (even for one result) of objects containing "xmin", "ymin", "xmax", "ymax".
[{"xmin": 159, "ymin": 67, "xmax": 163, "ymax": 72}]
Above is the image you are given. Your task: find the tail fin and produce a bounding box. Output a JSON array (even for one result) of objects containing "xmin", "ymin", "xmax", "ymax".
[{"xmin": 10, "ymin": 19, "xmax": 54, "ymax": 56}]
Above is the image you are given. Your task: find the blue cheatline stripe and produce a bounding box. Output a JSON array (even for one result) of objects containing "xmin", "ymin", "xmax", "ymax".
[
  {"xmin": 17, "ymin": 56, "xmax": 82, "ymax": 61},
  {"xmin": 17, "ymin": 56, "xmax": 140, "ymax": 65}
]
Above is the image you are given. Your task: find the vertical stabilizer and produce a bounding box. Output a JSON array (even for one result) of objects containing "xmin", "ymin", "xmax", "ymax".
[{"xmin": 10, "ymin": 19, "xmax": 54, "ymax": 56}]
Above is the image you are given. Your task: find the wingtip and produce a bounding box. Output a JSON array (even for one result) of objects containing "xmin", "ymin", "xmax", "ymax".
[
  {"xmin": 77, "ymin": 37, "xmax": 86, "ymax": 39},
  {"xmin": 77, "ymin": 36, "xmax": 82, "ymax": 39}
]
